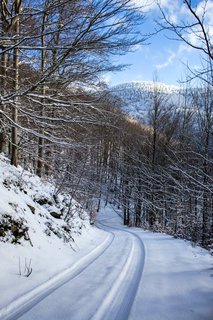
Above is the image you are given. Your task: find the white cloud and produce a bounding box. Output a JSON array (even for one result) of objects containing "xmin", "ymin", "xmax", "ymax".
[
  {"xmin": 196, "ymin": 0, "xmax": 213, "ymax": 23},
  {"xmin": 131, "ymin": 0, "xmax": 156, "ymax": 12},
  {"xmin": 155, "ymin": 42, "xmax": 200, "ymax": 70},
  {"xmin": 177, "ymin": 43, "xmax": 193, "ymax": 54},
  {"xmin": 180, "ymin": 0, "xmax": 213, "ymax": 52},
  {"xmin": 100, "ymin": 74, "xmax": 112, "ymax": 84},
  {"xmin": 134, "ymin": 0, "xmax": 213, "ymax": 24},
  {"xmin": 196, "ymin": 0, "xmax": 213, "ymax": 38},
  {"xmin": 132, "ymin": 0, "xmax": 178, "ymax": 14},
  {"xmin": 132, "ymin": 43, "xmax": 144, "ymax": 51},
  {"xmin": 155, "ymin": 50, "xmax": 176, "ymax": 70},
  {"xmin": 155, "ymin": 0, "xmax": 213, "ymax": 57}
]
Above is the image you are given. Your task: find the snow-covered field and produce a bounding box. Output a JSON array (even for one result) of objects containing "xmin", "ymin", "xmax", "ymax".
[{"xmin": 0, "ymin": 154, "xmax": 213, "ymax": 319}]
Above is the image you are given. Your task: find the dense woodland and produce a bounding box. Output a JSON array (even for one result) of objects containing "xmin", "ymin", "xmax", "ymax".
[{"xmin": 0, "ymin": 0, "xmax": 212, "ymax": 248}]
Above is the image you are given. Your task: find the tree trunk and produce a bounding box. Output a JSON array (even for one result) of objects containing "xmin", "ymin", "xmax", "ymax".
[
  {"xmin": 0, "ymin": 50, "xmax": 8, "ymax": 153},
  {"xmin": 11, "ymin": 0, "xmax": 21, "ymax": 166},
  {"xmin": 37, "ymin": 12, "xmax": 47, "ymax": 177}
]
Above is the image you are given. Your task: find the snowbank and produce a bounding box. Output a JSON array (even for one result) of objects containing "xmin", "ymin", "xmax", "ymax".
[{"xmin": 0, "ymin": 154, "xmax": 107, "ymax": 310}]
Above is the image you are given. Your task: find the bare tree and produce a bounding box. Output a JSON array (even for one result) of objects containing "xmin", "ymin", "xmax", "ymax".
[
  {"xmin": 157, "ymin": 0, "xmax": 213, "ymax": 83},
  {"xmin": 0, "ymin": 0, "xmax": 146, "ymax": 170}
]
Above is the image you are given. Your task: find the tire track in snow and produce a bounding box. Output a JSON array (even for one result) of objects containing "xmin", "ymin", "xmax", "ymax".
[
  {"xmin": 0, "ymin": 232, "xmax": 114, "ymax": 320},
  {"xmin": 92, "ymin": 223, "xmax": 145, "ymax": 320}
]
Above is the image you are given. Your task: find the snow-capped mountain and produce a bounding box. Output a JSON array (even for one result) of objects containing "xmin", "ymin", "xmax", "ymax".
[{"xmin": 111, "ymin": 81, "xmax": 181, "ymax": 122}]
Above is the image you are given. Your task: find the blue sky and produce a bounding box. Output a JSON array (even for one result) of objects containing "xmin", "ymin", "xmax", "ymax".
[{"xmin": 106, "ymin": 0, "xmax": 213, "ymax": 86}]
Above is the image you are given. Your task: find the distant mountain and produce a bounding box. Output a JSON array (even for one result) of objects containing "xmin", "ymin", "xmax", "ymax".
[{"xmin": 111, "ymin": 81, "xmax": 181, "ymax": 122}]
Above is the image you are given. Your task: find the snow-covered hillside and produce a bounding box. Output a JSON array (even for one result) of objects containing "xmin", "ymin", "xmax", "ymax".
[
  {"xmin": 0, "ymin": 154, "xmax": 107, "ymax": 314},
  {"xmin": 111, "ymin": 81, "xmax": 181, "ymax": 121},
  {"xmin": 0, "ymin": 154, "xmax": 212, "ymax": 320}
]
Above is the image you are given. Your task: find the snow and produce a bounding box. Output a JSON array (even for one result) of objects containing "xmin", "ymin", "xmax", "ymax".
[
  {"xmin": 0, "ymin": 154, "xmax": 213, "ymax": 319},
  {"xmin": 0, "ymin": 154, "xmax": 108, "ymax": 317},
  {"xmin": 111, "ymin": 81, "xmax": 181, "ymax": 121},
  {"xmin": 130, "ymin": 231, "xmax": 213, "ymax": 320},
  {"xmin": 99, "ymin": 207, "xmax": 213, "ymax": 320}
]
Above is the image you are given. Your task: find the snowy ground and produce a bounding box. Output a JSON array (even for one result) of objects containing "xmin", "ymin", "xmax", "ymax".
[
  {"xmin": 130, "ymin": 227, "xmax": 213, "ymax": 320},
  {"xmin": 0, "ymin": 155, "xmax": 109, "ymax": 318},
  {"xmin": 98, "ymin": 207, "xmax": 213, "ymax": 320},
  {"xmin": 0, "ymin": 155, "xmax": 213, "ymax": 319}
]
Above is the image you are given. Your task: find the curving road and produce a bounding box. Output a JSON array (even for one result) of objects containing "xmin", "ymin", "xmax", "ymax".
[
  {"xmin": 1, "ymin": 206, "xmax": 213, "ymax": 320},
  {"xmin": 2, "ymin": 212, "xmax": 145, "ymax": 320}
]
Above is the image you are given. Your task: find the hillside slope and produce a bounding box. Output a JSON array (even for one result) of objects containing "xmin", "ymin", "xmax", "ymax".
[
  {"xmin": 0, "ymin": 154, "xmax": 107, "ymax": 310},
  {"xmin": 111, "ymin": 81, "xmax": 181, "ymax": 121}
]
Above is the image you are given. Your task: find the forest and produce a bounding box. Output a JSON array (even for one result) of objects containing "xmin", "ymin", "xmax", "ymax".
[{"xmin": 0, "ymin": 0, "xmax": 212, "ymax": 249}]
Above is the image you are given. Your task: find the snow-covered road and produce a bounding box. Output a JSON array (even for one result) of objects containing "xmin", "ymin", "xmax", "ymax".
[
  {"xmin": 1, "ymin": 206, "xmax": 213, "ymax": 320},
  {"xmin": 5, "ymin": 212, "xmax": 145, "ymax": 320}
]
